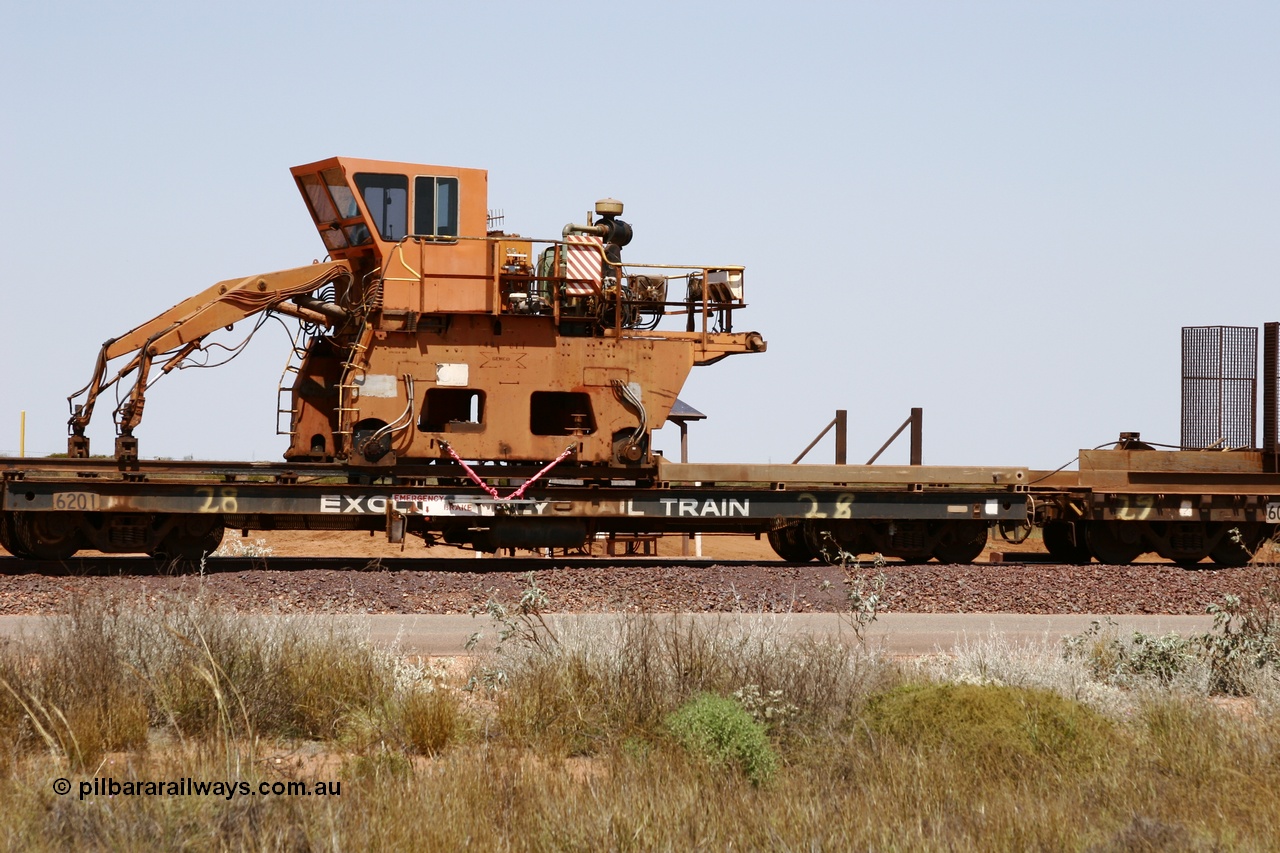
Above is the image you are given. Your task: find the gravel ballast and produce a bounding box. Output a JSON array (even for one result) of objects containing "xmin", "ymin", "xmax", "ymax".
[{"xmin": 0, "ymin": 561, "xmax": 1273, "ymax": 616}]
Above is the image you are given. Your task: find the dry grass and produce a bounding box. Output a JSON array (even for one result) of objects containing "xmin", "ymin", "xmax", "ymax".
[
  {"xmin": 0, "ymin": 594, "xmax": 407, "ymax": 771},
  {"xmin": 0, "ymin": 591, "xmax": 1278, "ymax": 849},
  {"xmin": 391, "ymin": 686, "xmax": 466, "ymax": 756}
]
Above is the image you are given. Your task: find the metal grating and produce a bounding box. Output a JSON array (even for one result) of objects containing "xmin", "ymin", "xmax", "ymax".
[
  {"xmin": 1265, "ymin": 322, "xmax": 1278, "ymax": 458},
  {"xmin": 1181, "ymin": 326, "xmax": 1257, "ymax": 450}
]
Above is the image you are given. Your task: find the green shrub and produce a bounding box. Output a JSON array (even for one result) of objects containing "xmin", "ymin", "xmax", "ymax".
[
  {"xmin": 1063, "ymin": 619, "xmax": 1194, "ymax": 686},
  {"xmin": 665, "ymin": 693, "xmax": 778, "ymax": 785},
  {"xmin": 1199, "ymin": 593, "xmax": 1280, "ymax": 696},
  {"xmin": 341, "ymin": 749, "xmax": 413, "ymax": 784},
  {"xmin": 864, "ymin": 682, "xmax": 1113, "ymax": 774}
]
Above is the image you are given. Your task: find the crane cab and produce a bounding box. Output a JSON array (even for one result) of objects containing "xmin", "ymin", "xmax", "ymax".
[{"xmin": 291, "ymin": 157, "xmax": 491, "ymax": 314}]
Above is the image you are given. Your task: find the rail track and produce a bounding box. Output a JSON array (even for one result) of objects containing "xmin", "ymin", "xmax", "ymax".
[
  {"xmin": 0, "ymin": 555, "xmax": 789, "ymax": 577},
  {"xmin": 0, "ymin": 552, "xmax": 1213, "ymax": 577}
]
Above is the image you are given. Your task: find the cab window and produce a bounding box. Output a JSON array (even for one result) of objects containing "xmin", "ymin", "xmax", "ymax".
[
  {"xmin": 354, "ymin": 173, "xmax": 408, "ymax": 241},
  {"xmin": 414, "ymin": 176, "xmax": 459, "ymax": 237},
  {"xmin": 297, "ymin": 168, "xmax": 374, "ymax": 249}
]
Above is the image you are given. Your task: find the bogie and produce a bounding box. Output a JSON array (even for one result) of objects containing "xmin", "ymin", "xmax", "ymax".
[
  {"xmin": 1208, "ymin": 523, "xmax": 1265, "ymax": 568},
  {"xmin": 794, "ymin": 519, "xmax": 989, "ymax": 565},
  {"xmin": 1043, "ymin": 520, "xmax": 1092, "ymax": 565},
  {"xmin": 11, "ymin": 511, "xmax": 83, "ymax": 561},
  {"xmin": 150, "ymin": 515, "xmax": 226, "ymax": 562},
  {"xmin": 931, "ymin": 521, "xmax": 990, "ymax": 565},
  {"xmin": 766, "ymin": 525, "xmax": 814, "ymax": 562},
  {"xmin": 1085, "ymin": 521, "xmax": 1146, "ymax": 565}
]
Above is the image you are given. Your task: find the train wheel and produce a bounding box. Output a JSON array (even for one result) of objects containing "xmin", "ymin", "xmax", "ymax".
[
  {"xmin": 884, "ymin": 521, "xmax": 932, "ymax": 563},
  {"xmin": 1042, "ymin": 521, "xmax": 1091, "ymax": 564},
  {"xmin": 767, "ymin": 525, "xmax": 814, "ymax": 562},
  {"xmin": 12, "ymin": 512, "xmax": 83, "ymax": 561},
  {"xmin": 150, "ymin": 515, "xmax": 225, "ymax": 561},
  {"xmin": 802, "ymin": 524, "xmax": 848, "ymax": 565},
  {"xmin": 1208, "ymin": 523, "xmax": 1263, "ymax": 568},
  {"xmin": 0, "ymin": 512, "xmax": 30, "ymax": 558},
  {"xmin": 1209, "ymin": 536, "xmax": 1250, "ymax": 568},
  {"xmin": 932, "ymin": 521, "xmax": 989, "ymax": 564},
  {"xmin": 1085, "ymin": 522, "xmax": 1145, "ymax": 565}
]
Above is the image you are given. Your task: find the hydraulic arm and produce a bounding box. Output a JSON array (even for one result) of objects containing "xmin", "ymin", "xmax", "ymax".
[{"xmin": 67, "ymin": 261, "xmax": 352, "ymax": 459}]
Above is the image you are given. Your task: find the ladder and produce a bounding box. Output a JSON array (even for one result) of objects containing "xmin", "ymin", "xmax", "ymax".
[
  {"xmin": 335, "ymin": 321, "xmax": 375, "ymax": 446},
  {"xmin": 274, "ymin": 325, "xmax": 311, "ymax": 438}
]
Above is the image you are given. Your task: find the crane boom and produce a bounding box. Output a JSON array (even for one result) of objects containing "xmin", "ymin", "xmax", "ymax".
[{"xmin": 67, "ymin": 261, "xmax": 352, "ymax": 458}]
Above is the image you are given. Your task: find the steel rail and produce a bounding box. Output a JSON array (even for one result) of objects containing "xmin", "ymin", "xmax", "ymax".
[{"xmin": 0, "ymin": 552, "xmax": 1098, "ymax": 577}]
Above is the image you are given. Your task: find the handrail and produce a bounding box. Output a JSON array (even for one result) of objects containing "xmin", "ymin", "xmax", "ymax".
[
  {"xmin": 376, "ymin": 234, "xmax": 747, "ymax": 344},
  {"xmin": 387, "ymin": 232, "xmax": 744, "ymax": 275}
]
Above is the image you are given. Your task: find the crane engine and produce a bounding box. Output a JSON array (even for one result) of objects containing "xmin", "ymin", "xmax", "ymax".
[{"xmin": 66, "ymin": 157, "xmax": 766, "ymax": 469}]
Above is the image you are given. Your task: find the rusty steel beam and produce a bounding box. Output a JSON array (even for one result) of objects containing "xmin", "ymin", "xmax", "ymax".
[
  {"xmin": 2, "ymin": 478, "xmax": 1029, "ymax": 523},
  {"xmin": 910, "ymin": 407, "xmax": 923, "ymax": 465},
  {"xmin": 835, "ymin": 410, "xmax": 847, "ymax": 465},
  {"xmin": 1079, "ymin": 449, "xmax": 1266, "ymax": 474},
  {"xmin": 658, "ymin": 462, "xmax": 1028, "ymax": 488}
]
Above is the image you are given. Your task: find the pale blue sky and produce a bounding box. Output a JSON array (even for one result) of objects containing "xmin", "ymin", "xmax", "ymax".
[{"xmin": 2, "ymin": 1, "xmax": 1277, "ymax": 467}]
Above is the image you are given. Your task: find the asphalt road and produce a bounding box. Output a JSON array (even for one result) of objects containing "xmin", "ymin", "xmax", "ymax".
[{"xmin": 0, "ymin": 612, "xmax": 1215, "ymax": 657}]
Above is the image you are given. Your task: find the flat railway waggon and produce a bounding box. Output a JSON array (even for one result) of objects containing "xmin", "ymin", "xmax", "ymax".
[{"xmin": 1, "ymin": 158, "xmax": 1276, "ymax": 566}]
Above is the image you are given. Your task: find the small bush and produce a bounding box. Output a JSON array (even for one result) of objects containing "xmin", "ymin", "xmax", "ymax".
[
  {"xmin": 1126, "ymin": 693, "xmax": 1280, "ymax": 833},
  {"xmin": 733, "ymin": 684, "xmax": 798, "ymax": 730},
  {"xmin": 341, "ymin": 749, "xmax": 413, "ymax": 785},
  {"xmin": 1129, "ymin": 632, "xmax": 1195, "ymax": 685},
  {"xmin": 1199, "ymin": 593, "xmax": 1280, "ymax": 696},
  {"xmin": 0, "ymin": 594, "xmax": 400, "ymax": 762},
  {"xmin": 496, "ymin": 650, "xmax": 607, "ymax": 756},
  {"xmin": 864, "ymin": 682, "xmax": 1113, "ymax": 774},
  {"xmin": 1064, "ymin": 619, "xmax": 1195, "ymax": 687},
  {"xmin": 272, "ymin": 627, "xmax": 394, "ymax": 739},
  {"xmin": 665, "ymin": 693, "xmax": 778, "ymax": 785},
  {"xmin": 146, "ymin": 609, "xmax": 394, "ymax": 740},
  {"xmin": 396, "ymin": 688, "xmax": 464, "ymax": 756}
]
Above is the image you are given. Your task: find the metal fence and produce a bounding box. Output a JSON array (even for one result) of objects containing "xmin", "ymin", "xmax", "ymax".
[{"xmin": 1181, "ymin": 325, "xmax": 1257, "ymax": 450}]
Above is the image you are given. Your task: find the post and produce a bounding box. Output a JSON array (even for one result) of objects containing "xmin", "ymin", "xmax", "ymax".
[
  {"xmin": 19, "ymin": 411, "xmax": 25, "ymax": 458},
  {"xmin": 834, "ymin": 409, "xmax": 847, "ymax": 464},
  {"xmin": 909, "ymin": 407, "xmax": 922, "ymax": 465},
  {"xmin": 680, "ymin": 421, "xmax": 690, "ymax": 556},
  {"xmin": 1265, "ymin": 323, "xmax": 1278, "ymax": 466},
  {"xmin": 792, "ymin": 416, "xmax": 838, "ymax": 464}
]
